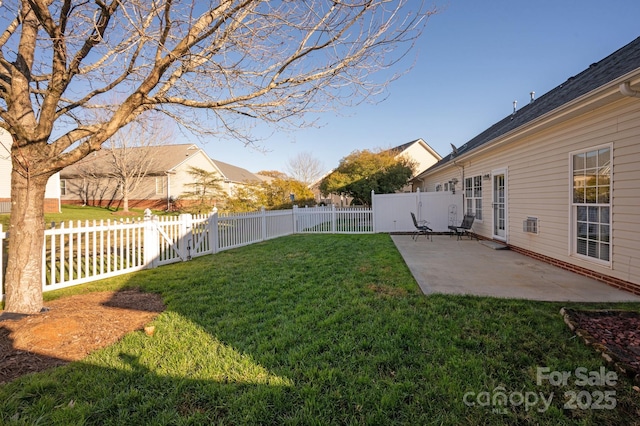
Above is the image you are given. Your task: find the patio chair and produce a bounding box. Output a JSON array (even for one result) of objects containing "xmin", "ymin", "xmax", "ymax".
[
  {"xmin": 411, "ymin": 212, "xmax": 432, "ymax": 241},
  {"xmin": 448, "ymin": 214, "xmax": 476, "ymax": 240}
]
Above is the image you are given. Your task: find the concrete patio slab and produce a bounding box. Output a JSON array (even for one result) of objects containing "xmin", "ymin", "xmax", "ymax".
[{"xmin": 391, "ymin": 234, "xmax": 640, "ymax": 302}]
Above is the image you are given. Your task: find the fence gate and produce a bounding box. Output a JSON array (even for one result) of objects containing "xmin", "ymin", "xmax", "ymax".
[{"xmin": 147, "ymin": 213, "xmax": 214, "ymax": 267}]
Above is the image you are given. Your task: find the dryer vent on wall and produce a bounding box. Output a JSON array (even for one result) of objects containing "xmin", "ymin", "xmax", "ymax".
[{"xmin": 523, "ymin": 217, "xmax": 538, "ymax": 234}]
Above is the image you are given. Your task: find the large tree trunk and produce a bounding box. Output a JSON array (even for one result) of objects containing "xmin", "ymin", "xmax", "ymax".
[
  {"xmin": 4, "ymin": 167, "xmax": 50, "ymax": 314},
  {"xmin": 122, "ymin": 184, "xmax": 130, "ymax": 212}
]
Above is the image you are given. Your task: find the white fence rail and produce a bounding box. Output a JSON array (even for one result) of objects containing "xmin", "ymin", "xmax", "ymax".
[
  {"xmin": 295, "ymin": 206, "xmax": 373, "ymax": 233},
  {"xmin": 0, "ymin": 205, "xmax": 373, "ymax": 300},
  {"xmin": 44, "ymin": 219, "xmax": 147, "ymax": 293},
  {"xmin": 1, "ymin": 191, "xmax": 465, "ymax": 301}
]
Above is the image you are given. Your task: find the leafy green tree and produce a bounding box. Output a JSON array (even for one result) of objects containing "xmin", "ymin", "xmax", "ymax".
[
  {"xmin": 222, "ymin": 184, "xmax": 263, "ymax": 213},
  {"xmin": 180, "ymin": 166, "xmax": 223, "ymax": 214},
  {"xmin": 320, "ymin": 149, "xmax": 414, "ymax": 206}
]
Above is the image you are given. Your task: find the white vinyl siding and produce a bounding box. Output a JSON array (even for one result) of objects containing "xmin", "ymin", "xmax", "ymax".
[
  {"xmin": 416, "ymin": 97, "xmax": 640, "ymax": 287},
  {"xmin": 172, "ymin": 151, "xmax": 225, "ymax": 198}
]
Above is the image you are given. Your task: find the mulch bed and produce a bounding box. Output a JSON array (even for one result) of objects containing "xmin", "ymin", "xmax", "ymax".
[
  {"xmin": 560, "ymin": 308, "xmax": 640, "ymax": 384},
  {"xmin": 0, "ymin": 289, "xmax": 165, "ymax": 384}
]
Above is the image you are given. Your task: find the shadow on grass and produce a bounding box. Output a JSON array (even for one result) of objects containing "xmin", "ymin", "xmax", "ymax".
[
  {"xmin": 2, "ymin": 235, "xmax": 640, "ymax": 425},
  {"xmin": 0, "ymin": 325, "xmax": 68, "ymax": 384}
]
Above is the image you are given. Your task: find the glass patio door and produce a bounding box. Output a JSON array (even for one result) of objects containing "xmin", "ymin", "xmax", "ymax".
[{"xmin": 492, "ymin": 171, "xmax": 507, "ymax": 240}]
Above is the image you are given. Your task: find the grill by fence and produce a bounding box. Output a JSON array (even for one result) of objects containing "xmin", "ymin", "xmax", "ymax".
[{"xmin": 0, "ymin": 205, "xmax": 373, "ymax": 300}]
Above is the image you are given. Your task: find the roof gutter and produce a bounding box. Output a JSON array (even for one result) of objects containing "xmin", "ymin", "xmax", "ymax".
[{"xmin": 619, "ymin": 81, "xmax": 640, "ymax": 98}]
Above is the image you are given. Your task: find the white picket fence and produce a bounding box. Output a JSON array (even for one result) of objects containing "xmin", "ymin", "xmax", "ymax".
[{"xmin": 0, "ymin": 205, "xmax": 373, "ymax": 300}]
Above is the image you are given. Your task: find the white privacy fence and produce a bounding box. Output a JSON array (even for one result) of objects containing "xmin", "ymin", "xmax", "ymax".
[
  {"xmin": 0, "ymin": 205, "xmax": 373, "ymax": 300},
  {"xmin": 372, "ymin": 190, "xmax": 463, "ymax": 233}
]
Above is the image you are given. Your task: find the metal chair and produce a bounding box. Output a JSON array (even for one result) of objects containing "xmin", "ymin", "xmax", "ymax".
[
  {"xmin": 411, "ymin": 212, "xmax": 432, "ymax": 241},
  {"xmin": 448, "ymin": 214, "xmax": 476, "ymax": 240}
]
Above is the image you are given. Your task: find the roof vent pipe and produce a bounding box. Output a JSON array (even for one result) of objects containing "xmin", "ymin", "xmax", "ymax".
[
  {"xmin": 530, "ymin": 91, "xmax": 535, "ymax": 103},
  {"xmin": 512, "ymin": 100, "xmax": 517, "ymax": 114},
  {"xmin": 620, "ymin": 82, "xmax": 640, "ymax": 98}
]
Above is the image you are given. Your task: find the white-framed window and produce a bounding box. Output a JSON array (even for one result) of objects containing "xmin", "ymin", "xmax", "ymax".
[
  {"xmin": 443, "ymin": 182, "xmax": 449, "ymax": 192},
  {"xmin": 571, "ymin": 145, "xmax": 611, "ymax": 263},
  {"xmin": 155, "ymin": 177, "xmax": 165, "ymax": 195},
  {"xmin": 464, "ymin": 176, "xmax": 482, "ymax": 220},
  {"xmin": 60, "ymin": 179, "xmax": 67, "ymax": 196},
  {"xmin": 435, "ymin": 183, "xmax": 442, "ymax": 192}
]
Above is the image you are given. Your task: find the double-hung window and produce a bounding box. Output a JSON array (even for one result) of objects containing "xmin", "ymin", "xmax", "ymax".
[
  {"xmin": 464, "ymin": 176, "xmax": 482, "ymax": 220},
  {"xmin": 155, "ymin": 177, "xmax": 165, "ymax": 195},
  {"xmin": 571, "ymin": 146, "xmax": 611, "ymax": 263}
]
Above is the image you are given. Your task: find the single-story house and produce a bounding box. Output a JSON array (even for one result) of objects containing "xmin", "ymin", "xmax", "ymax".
[
  {"xmin": 411, "ymin": 36, "xmax": 640, "ymax": 295},
  {"xmin": 0, "ymin": 128, "xmax": 61, "ymax": 213},
  {"xmin": 60, "ymin": 143, "xmax": 261, "ymax": 210},
  {"xmin": 212, "ymin": 158, "xmax": 263, "ymax": 198}
]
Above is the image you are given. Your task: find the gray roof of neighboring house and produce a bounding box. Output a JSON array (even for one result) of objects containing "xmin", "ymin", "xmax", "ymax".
[
  {"xmin": 60, "ymin": 144, "xmax": 202, "ymax": 177},
  {"xmin": 61, "ymin": 143, "xmax": 262, "ymax": 184},
  {"xmin": 254, "ymin": 173, "xmax": 275, "ymax": 184},
  {"xmin": 211, "ymin": 159, "xmax": 261, "ymax": 184},
  {"xmin": 427, "ymin": 35, "xmax": 640, "ymax": 170}
]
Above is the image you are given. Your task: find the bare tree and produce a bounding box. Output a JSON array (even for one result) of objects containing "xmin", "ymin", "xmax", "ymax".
[
  {"xmin": 105, "ymin": 115, "xmax": 173, "ymax": 212},
  {"xmin": 0, "ymin": 0, "xmax": 435, "ymax": 313},
  {"xmin": 286, "ymin": 152, "xmax": 326, "ymax": 186}
]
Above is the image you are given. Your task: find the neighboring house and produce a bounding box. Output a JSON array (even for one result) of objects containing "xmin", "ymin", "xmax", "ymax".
[
  {"xmin": 313, "ymin": 138, "xmax": 442, "ymax": 205},
  {"xmin": 60, "ymin": 144, "xmax": 260, "ymax": 210},
  {"xmin": 411, "ymin": 36, "xmax": 640, "ymax": 294},
  {"xmin": 311, "ymin": 169, "xmax": 343, "ymax": 206},
  {"xmin": 0, "ymin": 128, "xmax": 61, "ymax": 213},
  {"xmin": 254, "ymin": 173, "xmax": 275, "ymax": 185},
  {"xmin": 211, "ymin": 159, "xmax": 262, "ymax": 197},
  {"xmin": 389, "ymin": 138, "xmax": 442, "ymax": 192}
]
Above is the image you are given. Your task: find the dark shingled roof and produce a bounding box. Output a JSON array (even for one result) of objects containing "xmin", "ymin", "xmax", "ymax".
[
  {"xmin": 390, "ymin": 139, "xmax": 419, "ymax": 154},
  {"xmin": 432, "ymin": 36, "xmax": 640, "ymax": 167}
]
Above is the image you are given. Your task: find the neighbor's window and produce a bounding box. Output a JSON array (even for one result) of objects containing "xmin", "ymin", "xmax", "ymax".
[
  {"xmin": 155, "ymin": 177, "xmax": 165, "ymax": 195},
  {"xmin": 60, "ymin": 179, "xmax": 67, "ymax": 196},
  {"xmin": 572, "ymin": 146, "xmax": 610, "ymax": 262},
  {"xmin": 435, "ymin": 183, "xmax": 442, "ymax": 192},
  {"xmin": 464, "ymin": 176, "xmax": 482, "ymax": 220}
]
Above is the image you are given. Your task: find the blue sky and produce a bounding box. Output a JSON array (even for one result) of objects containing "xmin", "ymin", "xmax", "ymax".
[{"xmin": 193, "ymin": 0, "xmax": 640, "ymax": 175}]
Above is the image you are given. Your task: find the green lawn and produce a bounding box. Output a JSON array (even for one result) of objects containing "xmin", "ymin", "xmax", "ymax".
[
  {"xmin": 1, "ymin": 234, "xmax": 639, "ymax": 425},
  {"xmin": 0, "ymin": 204, "xmax": 175, "ymax": 230}
]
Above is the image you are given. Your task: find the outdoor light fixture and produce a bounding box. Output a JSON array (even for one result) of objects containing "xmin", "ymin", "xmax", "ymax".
[{"xmin": 448, "ymin": 179, "xmax": 458, "ymax": 194}]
